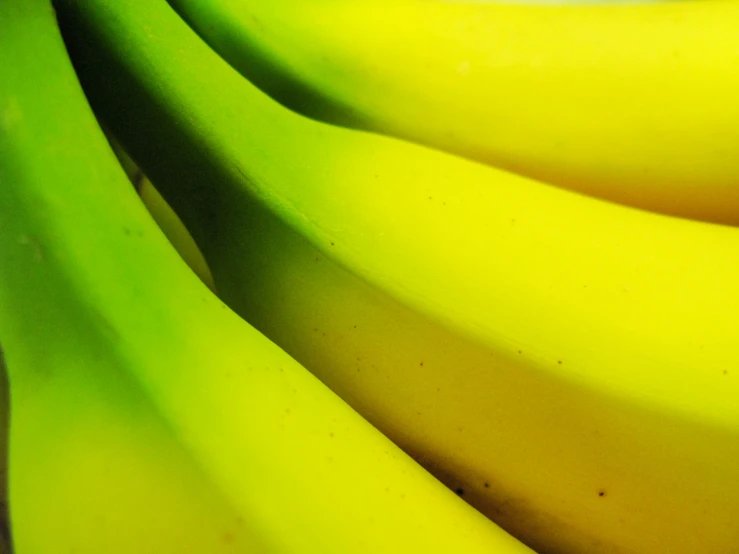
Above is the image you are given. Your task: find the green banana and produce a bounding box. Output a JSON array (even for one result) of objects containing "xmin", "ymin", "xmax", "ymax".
[
  {"xmin": 54, "ymin": 0, "xmax": 739, "ymax": 552},
  {"xmin": 0, "ymin": 1, "xmax": 535, "ymax": 553},
  {"xmin": 137, "ymin": 175, "xmax": 218, "ymax": 292},
  {"xmin": 0, "ymin": 348, "xmax": 10, "ymax": 554},
  {"xmin": 105, "ymin": 130, "xmax": 143, "ymax": 186},
  {"xmin": 165, "ymin": 0, "xmax": 739, "ymax": 225},
  {"xmin": 105, "ymin": 132, "xmax": 217, "ymax": 291}
]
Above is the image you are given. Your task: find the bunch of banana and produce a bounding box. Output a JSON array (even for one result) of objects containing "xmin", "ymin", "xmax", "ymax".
[
  {"xmin": 4, "ymin": 0, "xmax": 739, "ymax": 552},
  {"xmin": 42, "ymin": 0, "xmax": 739, "ymax": 553},
  {"xmin": 166, "ymin": 0, "xmax": 739, "ymax": 225},
  {"xmin": 0, "ymin": 1, "xmax": 535, "ymax": 552}
]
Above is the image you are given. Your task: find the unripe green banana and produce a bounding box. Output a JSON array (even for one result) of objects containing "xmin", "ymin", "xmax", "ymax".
[
  {"xmin": 54, "ymin": 0, "xmax": 739, "ymax": 552},
  {"xmin": 105, "ymin": 132, "xmax": 217, "ymax": 291},
  {"xmin": 104, "ymin": 130, "xmax": 143, "ymax": 185},
  {"xmin": 0, "ymin": 348, "xmax": 10, "ymax": 554},
  {"xmin": 166, "ymin": 0, "xmax": 739, "ymax": 225},
  {"xmin": 0, "ymin": 1, "xmax": 533, "ymax": 552},
  {"xmin": 137, "ymin": 176, "xmax": 218, "ymax": 292}
]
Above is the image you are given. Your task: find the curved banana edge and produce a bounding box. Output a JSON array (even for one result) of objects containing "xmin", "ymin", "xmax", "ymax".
[
  {"xmin": 167, "ymin": 0, "xmax": 739, "ymax": 224},
  {"xmin": 52, "ymin": 0, "xmax": 739, "ymax": 552},
  {"xmin": 104, "ymin": 130, "xmax": 218, "ymax": 292},
  {"xmin": 1, "ymin": 1, "xmax": 533, "ymax": 553},
  {"xmin": 137, "ymin": 176, "xmax": 218, "ymax": 293}
]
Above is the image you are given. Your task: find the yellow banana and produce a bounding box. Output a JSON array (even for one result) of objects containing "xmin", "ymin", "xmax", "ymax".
[
  {"xmin": 167, "ymin": 0, "xmax": 739, "ymax": 224},
  {"xmin": 57, "ymin": 0, "xmax": 739, "ymax": 552},
  {"xmin": 0, "ymin": 0, "xmax": 534, "ymax": 552}
]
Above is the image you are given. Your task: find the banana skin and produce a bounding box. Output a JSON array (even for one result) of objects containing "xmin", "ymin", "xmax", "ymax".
[
  {"xmin": 167, "ymin": 0, "xmax": 739, "ymax": 225},
  {"xmin": 137, "ymin": 176, "xmax": 218, "ymax": 292},
  {"xmin": 0, "ymin": 349, "xmax": 10, "ymax": 554},
  {"xmin": 53, "ymin": 0, "xmax": 739, "ymax": 552},
  {"xmin": 0, "ymin": 1, "xmax": 534, "ymax": 552},
  {"xmin": 105, "ymin": 132, "xmax": 217, "ymax": 291},
  {"xmin": 1, "ymin": 3, "xmax": 260, "ymax": 552}
]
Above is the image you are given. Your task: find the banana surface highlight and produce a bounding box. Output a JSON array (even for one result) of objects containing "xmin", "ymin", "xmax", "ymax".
[
  {"xmin": 167, "ymin": 0, "xmax": 739, "ymax": 224},
  {"xmin": 55, "ymin": 0, "xmax": 739, "ymax": 552},
  {"xmin": 0, "ymin": 2, "xmax": 534, "ymax": 553}
]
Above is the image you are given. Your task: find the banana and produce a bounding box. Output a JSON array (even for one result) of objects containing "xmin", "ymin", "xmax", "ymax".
[
  {"xmin": 0, "ymin": 348, "xmax": 10, "ymax": 554},
  {"xmin": 0, "ymin": 1, "xmax": 533, "ymax": 552},
  {"xmin": 164, "ymin": 0, "xmax": 739, "ymax": 225},
  {"xmin": 137, "ymin": 175, "xmax": 218, "ymax": 292},
  {"xmin": 105, "ymin": 131, "xmax": 217, "ymax": 291},
  {"xmin": 105, "ymin": 130, "xmax": 144, "ymax": 185},
  {"xmin": 53, "ymin": 0, "xmax": 739, "ymax": 552}
]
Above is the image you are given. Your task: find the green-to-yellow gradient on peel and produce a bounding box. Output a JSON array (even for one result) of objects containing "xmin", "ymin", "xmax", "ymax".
[
  {"xmin": 10, "ymin": 364, "xmax": 265, "ymax": 553},
  {"xmin": 56, "ymin": 0, "xmax": 739, "ymax": 552},
  {"xmin": 167, "ymin": 0, "xmax": 739, "ymax": 225},
  {"xmin": 0, "ymin": 3, "xmax": 259, "ymax": 551},
  {"xmin": 1, "ymin": 1, "xmax": 534, "ymax": 553}
]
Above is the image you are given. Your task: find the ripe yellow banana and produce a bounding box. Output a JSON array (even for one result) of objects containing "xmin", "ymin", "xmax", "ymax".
[
  {"xmin": 56, "ymin": 0, "xmax": 739, "ymax": 552},
  {"xmin": 0, "ymin": 1, "xmax": 534, "ymax": 552},
  {"xmin": 166, "ymin": 0, "xmax": 739, "ymax": 224}
]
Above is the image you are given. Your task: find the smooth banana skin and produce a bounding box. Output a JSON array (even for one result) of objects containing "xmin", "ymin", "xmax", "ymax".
[
  {"xmin": 1, "ymin": 5, "xmax": 258, "ymax": 552},
  {"xmin": 0, "ymin": 349, "xmax": 10, "ymax": 554},
  {"xmin": 0, "ymin": 2, "xmax": 535, "ymax": 553},
  {"xmin": 164, "ymin": 0, "xmax": 739, "ymax": 225},
  {"xmin": 54, "ymin": 0, "xmax": 739, "ymax": 552}
]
